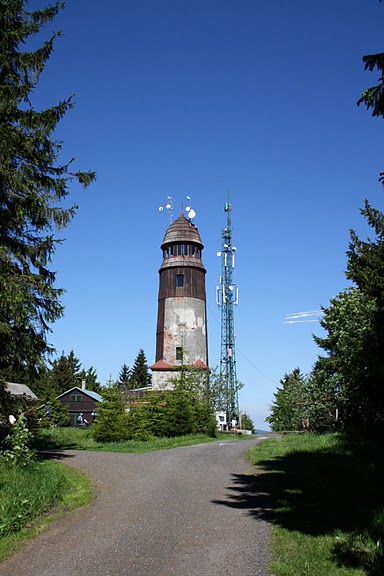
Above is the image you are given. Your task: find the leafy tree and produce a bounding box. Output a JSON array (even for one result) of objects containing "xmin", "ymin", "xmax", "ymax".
[
  {"xmin": 130, "ymin": 349, "xmax": 152, "ymax": 389},
  {"xmin": 313, "ymin": 288, "xmax": 376, "ymax": 429},
  {"xmin": 305, "ymin": 362, "xmax": 342, "ymax": 432},
  {"xmin": 0, "ymin": 1, "xmax": 95, "ymax": 387},
  {"xmin": 240, "ymin": 412, "xmax": 255, "ymax": 433},
  {"xmin": 208, "ymin": 366, "xmax": 244, "ymax": 413},
  {"xmin": 266, "ymin": 368, "xmax": 308, "ymax": 432}
]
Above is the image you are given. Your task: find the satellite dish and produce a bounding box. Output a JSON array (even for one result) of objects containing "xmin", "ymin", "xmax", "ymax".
[
  {"xmin": 159, "ymin": 206, "xmax": 164, "ymax": 211},
  {"xmin": 186, "ymin": 206, "xmax": 191, "ymax": 212},
  {"xmin": 229, "ymin": 285, "xmax": 233, "ymax": 290},
  {"xmin": 217, "ymin": 251, "xmax": 222, "ymax": 257},
  {"xmin": 166, "ymin": 203, "xmax": 171, "ymax": 209},
  {"xmin": 188, "ymin": 209, "xmax": 196, "ymax": 219}
]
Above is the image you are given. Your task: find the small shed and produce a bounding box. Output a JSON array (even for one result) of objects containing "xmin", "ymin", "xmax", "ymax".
[
  {"xmin": 5, "ymin": 382, "xmax": 39, "ymax": 403},
  {"xmin": 57, "ymin": 386, "xmax": 102, "ymax": 427}
]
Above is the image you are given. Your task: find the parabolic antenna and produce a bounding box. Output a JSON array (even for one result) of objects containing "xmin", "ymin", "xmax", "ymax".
[
  {"xmin": 186, "ymin": 206, "xmax": 191, "ymax": 212},
  {"xmin": 188, "ymin": 209, "xmax": 196, "ymax": 219},
  {"xmin": 159, "ymin": 206, "xmax": 164, "ymax": 211}
]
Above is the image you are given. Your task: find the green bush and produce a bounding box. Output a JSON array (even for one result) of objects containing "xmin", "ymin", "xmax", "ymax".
[
  {"xmin": 91, "ymin": 372, "xmax": 218, "ymax": 442},
  {"xmin": 0, "ymin": 413, "xmax": 35, "ymax": 465},
  {"xmin": 91, "ymin": 388, "xmax": 129, "ymax": 442}
]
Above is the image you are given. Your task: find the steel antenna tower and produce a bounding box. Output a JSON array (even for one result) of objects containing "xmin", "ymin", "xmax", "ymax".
[{"xmin": 216, "ymin": 193, "xmax": 239, "ymax": 427}]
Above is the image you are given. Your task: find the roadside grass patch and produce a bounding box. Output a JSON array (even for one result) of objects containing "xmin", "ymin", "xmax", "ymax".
[
  {"xmin": 34, "ymin": 428, "xmax": 247, "ymax": 453},
  {"xmin": 245, "ymin": 433, "xmax": 384, "ymax": 575},
  {"xmin": 0, "ymin": 461, "xmax": 91, "ymax": 561}
]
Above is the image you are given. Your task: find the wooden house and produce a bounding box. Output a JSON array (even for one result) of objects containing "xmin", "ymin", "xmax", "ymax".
[{"xmin": 57, "ymin": 386, "xmax": 102, "ymax": 427}]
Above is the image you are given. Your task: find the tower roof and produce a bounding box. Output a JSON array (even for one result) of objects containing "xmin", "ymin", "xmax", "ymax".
[{"xmin": 161, "ymin": 213, "xmax": 204, "ymax": 249}]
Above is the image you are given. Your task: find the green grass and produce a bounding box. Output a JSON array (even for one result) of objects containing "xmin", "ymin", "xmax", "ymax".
[
  {"xmin": 34, "ymin": 427, "xmax": 247, "ymax": 453},
  {"xmin": 245, "ymin": 433, "xmax": 384, "ymax": 575},
  {"xmin": 0, "ymin": 460, "xmax": 91, "ymax": 561}
]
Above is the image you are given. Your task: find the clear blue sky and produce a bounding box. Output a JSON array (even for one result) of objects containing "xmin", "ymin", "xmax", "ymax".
[{"xmin": 30, "ymin": 0, "xmax": 383, "ymax": 429}]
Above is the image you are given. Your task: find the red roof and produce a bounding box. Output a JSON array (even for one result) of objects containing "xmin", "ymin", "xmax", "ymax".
[
  {"xmin": 150, "ymin": 360, "xmax": 174, "ymax": 371},
  {"xmin": 192, "ymin": 359, "xmax": 208, "ymax": 369}
]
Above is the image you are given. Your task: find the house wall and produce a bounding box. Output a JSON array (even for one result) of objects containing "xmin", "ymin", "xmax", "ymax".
[{"xmin": 59, "ymin": 391, "xmax": 98, "ymax": 427}]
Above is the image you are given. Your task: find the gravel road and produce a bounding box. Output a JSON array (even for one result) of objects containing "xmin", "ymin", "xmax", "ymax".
[{"xmin": 1, "ymin": 438, "xmax": 272, "ymax": 576}]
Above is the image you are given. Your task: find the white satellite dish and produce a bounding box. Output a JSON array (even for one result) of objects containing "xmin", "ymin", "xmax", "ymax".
[
  {"xmin": 186, "ymin": 206, "xmax": 191, "ymax": 212},
  {"xmin": 166, "ymin": 203, "xmax": 171, "ymax": 209},
  {"xmin": 188, "ymin": 209, "xmax": 196, "ymax": 219},
  {"xmin": 159, "ymin": 206, "xmax": 164, "ymax": 211}
]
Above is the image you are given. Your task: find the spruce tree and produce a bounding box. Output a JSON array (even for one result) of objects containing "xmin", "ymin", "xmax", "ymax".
[
  {"xmin": 49, "ymin": 350, "xmax": 81, "ymax": 394},
  {"xmin": 0, "ymin": 1, "xmax": 95, "ymax": 384},
  {"xmin": 130, "ymin": 349, "xmax": 152, "ymax": 389},
  {"xmin": 84, "ymin": 366, "xmax": 101, "ymax": 394},
  {"xmin": 118, "ymin": 363, "xmax": 131, "ymax": 387}
]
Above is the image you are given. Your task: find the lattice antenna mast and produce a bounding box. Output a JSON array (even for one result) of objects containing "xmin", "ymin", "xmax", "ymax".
[{"xmin": 216, "ymin": 192, "xmax": 239, "ymax": 426}]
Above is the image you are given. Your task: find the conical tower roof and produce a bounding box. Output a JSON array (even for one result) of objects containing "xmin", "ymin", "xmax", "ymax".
[{"xmin": 161, "ymin": 213, "xmax": 203, "ymax": 249}]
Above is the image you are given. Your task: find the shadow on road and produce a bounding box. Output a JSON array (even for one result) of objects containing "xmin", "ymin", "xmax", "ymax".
[
  {"xmin": 37, "ymin": 450, "xmax": 75, "ymax": 461},
  {"xmin": 211, "ymin": 436, "xmax": 384, "ymax": 573}
]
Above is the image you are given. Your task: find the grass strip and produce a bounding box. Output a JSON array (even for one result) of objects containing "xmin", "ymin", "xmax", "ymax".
[
  {"xmin": 248, "ymin": 433, "xmax": 384, "ymax": 576},
  {"xmin": 34, "ymin": 428, "xmax": 247, "ymax": 453},
  {"xmin": 0, "ymin": 461, "xmax": 91, "ymax": 562}
]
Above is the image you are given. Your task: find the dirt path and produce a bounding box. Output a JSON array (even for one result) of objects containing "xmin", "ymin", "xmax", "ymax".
[{"xmin": 1, "ymin": 438, "xmax": 272, "ymax": 576}]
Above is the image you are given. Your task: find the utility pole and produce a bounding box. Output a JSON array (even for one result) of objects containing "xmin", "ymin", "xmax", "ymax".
[{"xmin": 216, "ymin": 192, "xmax": 239, "ymax": 428}]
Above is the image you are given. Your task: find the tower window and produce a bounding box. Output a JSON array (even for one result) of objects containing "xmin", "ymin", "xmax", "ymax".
[
  {"xmin": 177, "ymin": 245, "xmax": 182, "ymax": 256},
  {"xmin": 184, "ymin": 244, "xmax": 189, "ymax": 256},
  {"xmin": 177, "ymin": 274, "xmax": 184, "ymax": 287},
  {"xmin": 170, "ymin": 245, "xmax": 174, "ymax": 256},
  {"xmin": 176, "ymin": 347, "xmax": 183, "ymax": 361}
]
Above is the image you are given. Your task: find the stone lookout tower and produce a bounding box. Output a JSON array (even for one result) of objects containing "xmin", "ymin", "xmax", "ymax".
[{"xmin": 151, "ymin": 213, "xmax": 208, "ymax": 389}]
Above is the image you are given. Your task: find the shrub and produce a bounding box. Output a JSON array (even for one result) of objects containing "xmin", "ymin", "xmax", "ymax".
[{"xmin": 0, "ymin": 413, "xmax": 36, "ymax": 465}]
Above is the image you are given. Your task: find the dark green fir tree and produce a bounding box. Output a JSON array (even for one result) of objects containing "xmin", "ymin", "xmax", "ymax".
[
  {"xmin": 130, "ymin": 349, "xmax": 152, "ymax": 389},
  {"xmin": 0, "ymin": 1, "xmax": 95, "ymax": 392},
  {"xmin": 48, "ymin": 351, "xmax": 82, "ymax": 395},
  {"xmin": 118, "ymin": 363, "xmax": 131, "ymax": 388}
]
